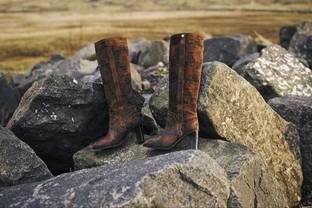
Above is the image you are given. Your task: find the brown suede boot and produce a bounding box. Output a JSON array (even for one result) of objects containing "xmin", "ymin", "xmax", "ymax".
[
  {"xmin": 143, "ymin": 33, "xmax": 204, "ymax": 150},
  {"xmin": 88, "ymin": 37, "xmax": 144, "ymax": 150}
]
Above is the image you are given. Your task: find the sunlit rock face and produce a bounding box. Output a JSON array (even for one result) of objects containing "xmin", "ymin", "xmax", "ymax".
[{"xmin": 236, "ymin": 45, "xmax": 312, "ymax": 100}]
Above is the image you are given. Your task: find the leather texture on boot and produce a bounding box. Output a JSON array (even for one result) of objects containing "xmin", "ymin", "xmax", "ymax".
[
  {"xmin": 144, "ymin": 33, "xmax": 204, "ymax": 150},
  {"xmin": 89, "ymin": 37, "xmax": 143, "ymax": 150}
]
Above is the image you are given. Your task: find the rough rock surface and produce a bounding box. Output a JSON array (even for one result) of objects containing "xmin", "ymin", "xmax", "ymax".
[
  {"xmin": 0, "ymin": 73, "xmax": 20, "ymax": 126},
  {"xmin": 0, "ymin": 126, "xmax": 52, "ymax": 187},
  {"xmin": 149, "ymin": 62, "xmax": 303, "ymax": 205},
  {"xmin": 6, "ymin": 74, "xmax": 108, "ymax": 174},
  {"xmin": 0, "ymin": 150, "xmax": 231, "ymax": 208},
  {"xmin": 203, "ymin": 35, "xmax": 257, "ymax": 67},
  {"xmin": 269, "ymin": 96, "xmax": 312, "ymax": 204},
  {"xmin": 74, "ymin": 137, "xmax": 287, "ymax": 207},
  {"xmin": 237, "ymin": 45, "xmax": 312, "ymax": 100},
  {"xmin": 198, "ymin": 61, "xmax": 302, "ymax": 206}
]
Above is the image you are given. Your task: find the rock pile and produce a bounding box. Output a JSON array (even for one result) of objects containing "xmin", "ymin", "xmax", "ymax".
[{"xmin": 0, "ymin": 22, "xmax": 311, "ymax": 207}]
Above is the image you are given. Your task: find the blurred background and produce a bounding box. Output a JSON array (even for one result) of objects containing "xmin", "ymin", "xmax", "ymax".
[{"xmin": 0, "ymin": 0, "xmax": 311, "ymax": 72}]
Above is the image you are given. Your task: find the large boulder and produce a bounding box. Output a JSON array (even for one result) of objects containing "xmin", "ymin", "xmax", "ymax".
[
  {"xmin": 149, "ymin": 62, "xmax": 303, "ymax": 206},
  {"xmin": 0, "ymin": 126, "xmax": 52, "ymax": 187},
  {"xmin": 74, "ymin": 138, "xmax": 287, "ymax": 207},
  {"xmin": 235, "ymin": 45, "xmax": 312, "ymax": 100},
  {"xmin": 6, "ymin": 74, "xmax": 108, "ymax": 174},
  {"xmin": 269, "ymin": 96, "xmax": 312, "ymax": 204},
  {"xmin": 0, "ymin": 150, "xmax": 231, "ymax": 208},
  {"xmin": 198, "ymin": 62, "xmax": 302, "ymax": 206},
  {"xmin": 203, "ymin": 35, "xmax": 257, "ymax": 67},
  {"xmin": 0, "ymin": 73, "xmax": 20, "ymax": 126}
]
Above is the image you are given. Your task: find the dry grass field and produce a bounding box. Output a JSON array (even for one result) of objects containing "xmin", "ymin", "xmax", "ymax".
[{"xmin": 0, "ymin": 0, "xmax": 312, "ymax": 72}]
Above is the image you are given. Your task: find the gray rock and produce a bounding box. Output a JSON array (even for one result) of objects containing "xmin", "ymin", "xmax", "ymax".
[
  {"xmin": 142, "ymin": 94, "xmax": 159, "ymax": 135},
  {"xmin": 73, "ymin": 137, "xmax": 287, "ymax": 207},
  {"xmin": 140, "ymin": 62, "xmax": 169, "ymax": 89},
  {"xmin": 128, "ymin": 38, "xmax": 147, "ymax": 64},
  {"xmin": 204, "ymin": 140, "xmax": 288, "ymax": 208},
  {"xmin": 6, "ymin": 74, "xmax": 108, "ymax": 174},
  {"xmin": 149, "ymin": 76, "xmax": 169, "ymax": 128},
  {"xmin": 269, "ymin": 96, "xmax": 312, "ymax": 204},
  {"xmin": 73, "ymin": 43, "xmax": 96, "ymax": 61},
  {"xmin": 0, "ymin": 126, "xmax": 52, "ymax": 187},
  {"xmin": 137, "ymin": 40, "xmax": 169, "ymax": 68},
  {"xmin": 280, "ymin": 22, "xmax": 312, "ymax": 49},
  {"xmin": 12, "ymin": 55, "xmax": 80, "ymax": 95},
  {"xmin": 203, "ymin": 35, "xmax": 257, "ymax": 67},
  {"xmin": 149, "ymin": 62, "xmax": 302, "ymax": 206},
  {"xmin": 280, "ymin": 25, "xmax": 298, "ymax": 49},
  {"xmin": 0, "ymin": 150, "xmax": 230, "ymax": 208},
  {"xmin": 232, "ymin": 53, "xmax": 259, "ymax": 73},
  {"xmin": 0, "ymin": 73, "xmax": 20, "ymax": 126},
  {"xmin": 73, "ymin": 44, "xmax": 99, "ymax": 75},
  {"xmin": 198, "ymin": 62, "xmax": 302, "ymax": 206},
  {"xmin": 130, "ymin": 64, "xmax": 142, "ymax": 91},
  {"xmin": 237, "ymin": 45, "xmax": 312, "ymax": 100},
  {"xmin": 80, "ymin": 64, "xmax": 142, "ymax": 92},
  {"xmin": 289, "ymin": 33, "xmax": 312, "ymax": 69}
]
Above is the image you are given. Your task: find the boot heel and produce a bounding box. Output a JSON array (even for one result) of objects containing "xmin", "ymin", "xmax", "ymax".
[
  {"xmin": 135, "ymin": 124, "xmax": 144, "ymax": 144},
  {"xmin": 189, "ymin": 131, "xmax": 199, "ymax": 150}
]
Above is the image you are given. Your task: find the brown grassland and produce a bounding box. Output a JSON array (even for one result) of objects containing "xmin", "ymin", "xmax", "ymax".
[{"xmin": 0, "ymin": 0, "xmax": 312, "ymax": 72}]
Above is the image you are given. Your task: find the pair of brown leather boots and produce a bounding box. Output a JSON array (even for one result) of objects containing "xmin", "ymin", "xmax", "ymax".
[{"xmin": 88, "ymin": 33, "xmax": 204, "ymax": 151}]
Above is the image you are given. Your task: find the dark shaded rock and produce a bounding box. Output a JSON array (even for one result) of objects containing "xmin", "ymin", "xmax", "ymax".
[
  {"xmin": 203, "ymin": 35, "xmax": 257, "ymax": 67},
  {"xmin": 0, "ymin": 126, "xmax": 52, "ymax": 187},
  {"xmin": 289, "ymin": 33, "xmax": 312, "ymax": 69},
  {"xmin": 73, "ymin": 137, "xmax": 287, "ymax": 207},
  {"xmin": 232, "ymin": 53, "xmax": 259, "ymax": 73},
  {"xmin": 280, "ymin": 22, "xmax": 312, "ymax": 49},
  {"xmin": 236, "ymin": 45, "xmax": 312, "ymax": 101},
  {"xmin": 198, "ymin": 61, "xmax": 302, "ymax": 206},
  {"xmin": 6, "ymin": 74, "xmax": 108, "ymax": 174},
  {"xmin": 0, "ymin": 73, "xmax": 20, "ymax": 126},
  {"xmin": 280, "ymin": 25, "xmax": 297, "ymax": 49},
  {"xmin": 1, "ymin": 150, "xmax": 230, "ymax": 208},
  {"xmin": 268, "ymin": 96, "xmax": 312, "ymax": 205}
]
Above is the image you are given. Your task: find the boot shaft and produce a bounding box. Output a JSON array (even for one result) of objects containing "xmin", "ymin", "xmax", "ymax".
[
  {"xmin": 95, "ymin": 37, "xmax": 133, "ymax": 106},
  {"xmin": 168, "ymin": 33, "xmax": 204, "ymax": 132}
]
